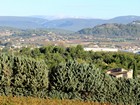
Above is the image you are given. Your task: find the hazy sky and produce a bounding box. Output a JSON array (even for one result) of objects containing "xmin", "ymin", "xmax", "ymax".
[{"xmin": 0, "ymin": 0, "xmax": 139, "ymax": 19}]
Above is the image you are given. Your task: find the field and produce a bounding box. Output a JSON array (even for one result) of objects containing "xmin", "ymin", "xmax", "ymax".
[{"xmin": 0, "ymin": 96, "xmax": 111, "ymax": 105}]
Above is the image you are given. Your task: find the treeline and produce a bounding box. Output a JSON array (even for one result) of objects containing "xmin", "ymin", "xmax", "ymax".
[
  {"xmin": 0, "ymin": 45, "xmax": 140, "ymax": 104},
  {"xmin": 77, "ymin": 21, "xmax": 140, "ymax": 37},
  {"xmin": 12, "ymin": 29, "xmax": 50, "ymax": 37},
  {"xmin": 18, "ymin": 45, "xmax": 140, "ymax": 72},
  {"xmin": 0, "ymin": 28, "xmax": 71, "ymax": 37},
  {"xmin": 0, "ymin": 26, "xmax": 70, "ymax": 37}
]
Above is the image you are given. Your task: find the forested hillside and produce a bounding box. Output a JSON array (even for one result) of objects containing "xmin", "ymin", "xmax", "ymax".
[
  {"xmin": 0, "ymin": 45, "xmax": 140, "ymax": 104},
  {"xmin": 77, "ymin": 21, "xmax": 140, "ymax": 37}
]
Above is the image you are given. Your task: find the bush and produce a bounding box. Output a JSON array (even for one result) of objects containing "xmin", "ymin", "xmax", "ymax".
[{"xmin": 0, "ymin": 53, "xmax": 49, "ymax": 97}]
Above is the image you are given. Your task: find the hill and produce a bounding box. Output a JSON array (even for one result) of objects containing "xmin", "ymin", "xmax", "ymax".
[
  {"xmin": 0, "ymin": 16, "xmax": 47, "ymax": 29},
  {"xmin": 42, "ymin": 18, "xmax": 106, "ymax": 31},
  {"xmin": 42, "ymin": 15, "xmax": 140, "ymax": 31},
  {"xmin": 77, "ymin": 21, "xmax": 140, "ymax": 37},
  {"xmin": 108, "ymin": 15, "xmax": 140, "ymax": 24},
  {"xmin": 0, "ymin": 16, "xmax": 140, "ymax": 31}
]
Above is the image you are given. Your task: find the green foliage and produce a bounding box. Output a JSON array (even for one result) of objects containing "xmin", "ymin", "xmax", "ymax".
[
  {"xmin": 133, "ymin": 60, "xmax": 138, "ymax": 79},
  {"xmin": 1, "ymin": 45, "xmax": 140, "ymax": 104},
  {"xmin": 0, "ymin": 53, "xmax": 49, "ymax": 97},
  {"xmin": 49, "ymin": 60, "xmax": 140, "ymax": 104},
  {"xmin": 78, "ymin": 22, "xmax": 140, "ymax": 37},
  {"xmin": 20, "ymin": 45, "xmax": 140, "ymax": 72},
  {"xmin": 49, "ymin": 61, "xmax": 103, "ymax": 92}
]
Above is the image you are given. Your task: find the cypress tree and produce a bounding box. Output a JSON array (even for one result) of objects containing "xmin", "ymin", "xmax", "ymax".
[{"xmin": 133, "ymin": 60, "xmax": 137, "ymax": 79}]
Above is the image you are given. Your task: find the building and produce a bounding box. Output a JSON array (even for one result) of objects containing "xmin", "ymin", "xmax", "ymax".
[
  {"xmin": 106, "ymin": 68, "xmax": 133, "ymax": 79},
  {"xmin": 84, "ymin": 48, "xmax": 118, "ymax": 52}
]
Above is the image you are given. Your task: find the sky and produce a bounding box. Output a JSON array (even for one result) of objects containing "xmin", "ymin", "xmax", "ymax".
[{"xmin": 0, "ymin": 0, "xmax": 140, "ymax": 19}]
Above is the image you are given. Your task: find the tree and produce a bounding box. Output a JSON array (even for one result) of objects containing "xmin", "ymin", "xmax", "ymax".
[{"xmin": 133, "ymin": 60, "xmax": 137, "ymax": 79}]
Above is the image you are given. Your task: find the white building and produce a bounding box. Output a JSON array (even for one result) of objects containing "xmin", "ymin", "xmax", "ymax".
[{"xmin": 84, "ymin": 48, "xmax": 118, "ymax": 52}]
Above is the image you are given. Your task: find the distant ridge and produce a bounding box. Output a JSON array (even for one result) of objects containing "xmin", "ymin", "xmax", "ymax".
[
  {"xmin": 0, "ymin": 15, "xmax": 140, "ymax": 31},
  {"xmin": 108, "ymin": 15, "xmax": 140, "ymax": 23},
  {"xmin": 0, "ymin": 16, "xmax": 47, "ymax": 29}
]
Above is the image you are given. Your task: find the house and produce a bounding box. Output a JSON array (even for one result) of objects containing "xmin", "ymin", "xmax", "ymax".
[{"xmin": 106, "ymin": 68, "xmax": 133, "ymax": 79}]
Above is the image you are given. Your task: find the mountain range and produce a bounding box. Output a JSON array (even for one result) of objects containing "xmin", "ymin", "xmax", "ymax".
[{"xmin": 0, "ymin": 15, "xmax": 140, "ymax": 31}]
